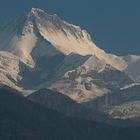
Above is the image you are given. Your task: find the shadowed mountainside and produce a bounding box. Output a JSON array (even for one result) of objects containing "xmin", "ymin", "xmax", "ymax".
[{"xmin": 0, "ymin": 87, "xmax": 140, "ymax": 140}]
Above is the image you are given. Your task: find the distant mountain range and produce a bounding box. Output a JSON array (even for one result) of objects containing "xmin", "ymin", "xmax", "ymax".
[{"xmin": 0, "ymin": 8, "xmax": 140, "ymax": 128}]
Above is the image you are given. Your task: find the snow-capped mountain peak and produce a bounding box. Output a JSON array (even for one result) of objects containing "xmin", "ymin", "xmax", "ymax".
[
  {"xmin": 0, "ymin": 8, "xmax": 127, "ymax": 71},
  {"xmin": 0, "ymin": 8, "xmax": 140, "ymax": 122},
  {"xmin": 0, "ymin": 7, "xmax": 139, "ymax": 91},
  {"xmin": 28, "ymin": 8, "xmax": 127, "ymax": 71}
]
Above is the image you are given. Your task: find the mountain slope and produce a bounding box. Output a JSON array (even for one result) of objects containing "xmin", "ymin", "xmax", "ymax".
[
  {"xmin": 1, "ymin": 87, "xmax": 140, "ymax": 140},
  {"xmin": 123, "ymin": 55, "xmax": 140, "ymax": 81},
  {"xmin": 0, "ymin": 7, "xmax": 138, "ymax": 91},
  {"xmin": 81, "ymin": 84, "xmax": 140, "ymax": 120},
  {"xmin": 44, "ymin": 54, "xmax": 133, "ymax": 102},
  {"xmin": 28, "ymin": 88, "xmax": 80, "ymax": 116},
  {"xmin": 28, "ymin": 88, "xmax": 112, "ymax": 123},
  {"xmin": 0, "ymin": 8, "xmax": 127, "ymax": 70}
]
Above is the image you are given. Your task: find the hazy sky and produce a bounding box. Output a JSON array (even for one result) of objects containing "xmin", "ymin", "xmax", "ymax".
[{"xmin": 0, "ymin": 0, "xmax": 140, "ymax": 56}]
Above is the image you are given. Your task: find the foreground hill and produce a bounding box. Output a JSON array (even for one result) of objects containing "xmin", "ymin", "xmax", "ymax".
[{"xmin": 0, "ymin": 87, "xmax": 140, "ymax": 140}]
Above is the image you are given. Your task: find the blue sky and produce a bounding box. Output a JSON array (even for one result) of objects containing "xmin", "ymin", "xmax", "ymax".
[{"xmin": 0, "ymin": 0, "xmax": 140, "ymax": 55}]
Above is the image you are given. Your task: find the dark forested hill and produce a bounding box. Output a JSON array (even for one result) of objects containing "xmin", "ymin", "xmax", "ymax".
[{"xmin": 0, "ymin": 87, "xmax": 140, "ymax": 140}]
